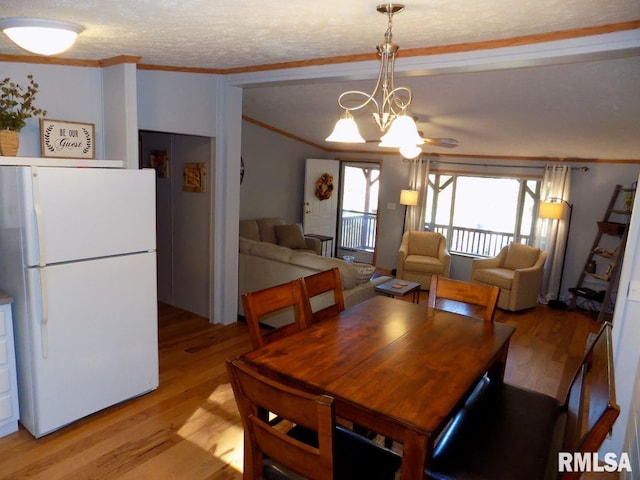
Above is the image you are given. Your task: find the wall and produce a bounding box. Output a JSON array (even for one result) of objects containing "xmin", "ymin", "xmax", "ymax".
[
  {"xmin": 240, "ymin": 120, "xmax": 327, "ymax": 223},
  {"xmin": 0, "ymin": 63, "xmax": 104, "ymax": 158},
  {"xmin": 137, "ymin": 70, "xmax": 218, "ymax": 137}
]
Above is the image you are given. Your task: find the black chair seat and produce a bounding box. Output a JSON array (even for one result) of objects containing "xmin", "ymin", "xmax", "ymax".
[
  {"xmin": 427, "ymin": 382, "xmax": 566, "ymax": 480},
  {"xmin": 265, "ymin": 425, "xmax": 402, "ymax": 480}
]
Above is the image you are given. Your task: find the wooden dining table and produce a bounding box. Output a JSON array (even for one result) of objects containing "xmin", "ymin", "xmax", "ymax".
[{"xmin": 241, "ymin": 295, "xmax": 516, "ymax": 480}]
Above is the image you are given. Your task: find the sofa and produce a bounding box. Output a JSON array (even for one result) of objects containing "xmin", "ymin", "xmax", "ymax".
[
  {"xmin": 239, "ymin": 217, "xmax": 321, "ymax": 255},
  {"xmin": 239, "ymin": 237, "xmax": 391, "ymax": 328},
  {"xmin": 397, "ymin": 231, "xmax": 451, "ymax": 290},
  {"xmin": 471, "ymin": 242, "xmax": 547, "ymax": 312}
]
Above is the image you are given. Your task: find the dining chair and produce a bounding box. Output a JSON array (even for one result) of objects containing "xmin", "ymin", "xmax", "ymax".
[
  {"xmin": 425, "ymin": 322, "xmax": 619, "ymax": 480},
  {"xmin": 241, "ymin": 278, "xmax": 312, "ymax": 350},
  {"xmin": 226, "ymin": 358, "xmax": 402, "ymax": 480},
  {"xmin": 302, "ymin": 267, "xmax": 345, "ymax": 322},
  {"xmin": 428, "ymin": 275, "xmax": 500, "ymax": 321}
]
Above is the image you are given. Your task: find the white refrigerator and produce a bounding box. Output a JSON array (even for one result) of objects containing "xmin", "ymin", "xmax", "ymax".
[{"xmin": 0, "ymin": 164, "xmax": 159, "ymax": 438}]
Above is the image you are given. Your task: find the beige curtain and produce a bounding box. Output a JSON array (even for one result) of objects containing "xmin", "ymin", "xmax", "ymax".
[
  {"xmin": 535, "ymin": 164, "xmax": 572, "ymax": 303},
  {"xmin": 404, "ymin": 158, "xmax": 430, "ymax": 233}
]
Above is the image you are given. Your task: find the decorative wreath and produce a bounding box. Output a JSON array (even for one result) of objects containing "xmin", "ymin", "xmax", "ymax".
[{"xmin": 315, "ymin": 173, "xmax": 334, "ymax": 201}]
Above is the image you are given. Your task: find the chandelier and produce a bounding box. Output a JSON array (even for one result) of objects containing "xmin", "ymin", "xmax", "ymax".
[{"xmin": 325, "ymin": 3, "xmax": 423, "ymax": 159}]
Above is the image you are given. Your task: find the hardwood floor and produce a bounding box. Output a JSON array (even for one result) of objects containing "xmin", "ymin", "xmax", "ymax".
[{"xmin": 0, "ymin": 298, "xmax": 613, "ymax": 479}]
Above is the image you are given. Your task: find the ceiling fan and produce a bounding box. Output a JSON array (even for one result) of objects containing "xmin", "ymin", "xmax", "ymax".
[{"xmin": 366, "ymin": 134, "xmax": 459, "ymax": 149}]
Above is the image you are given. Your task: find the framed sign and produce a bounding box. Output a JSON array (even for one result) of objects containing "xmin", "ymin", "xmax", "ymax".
[
  {"xmin": 183, "ymin": 162, "xmax": 207, "ymax": 192},
  {"xmin": 40, "ymin": 119, "xmax": 95, "ymax": 159}
]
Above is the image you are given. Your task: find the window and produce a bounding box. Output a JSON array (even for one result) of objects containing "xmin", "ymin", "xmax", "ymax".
[{"xmin": 425, "ymin": 173, "xmax": 540, "ymax": 257}]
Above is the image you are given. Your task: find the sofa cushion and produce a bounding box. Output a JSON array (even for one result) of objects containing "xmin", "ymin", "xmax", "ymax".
[
  {"xmin": 353, "ymin": 262, "xmax": 376, "ymax": 284},
  {"xmin": 275, "ymin": 224, "xmax": 307, "ymax": 250},
  {"xmin": 408, "ymin": 231, "xmax": 441, "ymax": 258},
  {"xmin": 403, "ymin": 254, "xmax": 445, "ymax": 274},
  {"xmin": 504, "ymin": 242, "xmax": 541, "ymax": 270},
  {"xmin": 474, "ymin": 267, "xmax": 514, "ymax": 290},
  {"xmin": 239, "ymin": 237, "xmax": 257, "ymax": 254},
  {"xmin": 257, "ymin": 218, "xmax": 286, "ymax": 244},
  {"xmin": 239, "ymin": 220, "xmax": 260, "ymax": 242},
  {"xmin": 290, "ymin": 252, "xmax": 357, "ymax": 290},
  {"xmin": 251, "ymin": 242, "xmax": 293, "ymax": 263}
]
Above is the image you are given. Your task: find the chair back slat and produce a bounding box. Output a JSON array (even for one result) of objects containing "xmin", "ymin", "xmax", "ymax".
[
  {"xmin": 303, "ymin": 267, "xmax": 345, "ymax": 322},
  {"xmin": 428, "ymin": 275, "xmax": 500, "ymax": 321},
  {"xmin": 242, "ymin": 279, "xmax": 312, "ymax": 349},
  {"xmin": 227, "ymin": 358, "xmax": 335, "ymax": 480},
  {"xmin": 561, "ymin": 322, "xmax": 619, "ymax": 479}
]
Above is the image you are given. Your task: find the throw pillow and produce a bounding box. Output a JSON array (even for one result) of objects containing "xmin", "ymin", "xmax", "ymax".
[
  {"xmin": 353, "ymin": 262, "xmax": 376, "ymax": 284},
  {"xmin": 504, "ymin": 242, "xmax": 540, "ymax": 270},
  {"xmin": 274, "ymin": 224, "xmax": 307, "ymax": 250}
]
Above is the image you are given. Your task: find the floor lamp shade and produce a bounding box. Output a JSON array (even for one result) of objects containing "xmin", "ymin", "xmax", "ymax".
[
  {"xmin": 400, "ymin": 189, "xmax": 419, "ymax": 206},
  {"xmin": 539, "ymin": 200, "xmax": 564, "ymax": 219}
]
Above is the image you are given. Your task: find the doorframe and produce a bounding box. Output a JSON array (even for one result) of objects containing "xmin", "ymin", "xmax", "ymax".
[{"xmin": 336, "ymin": 157, "xmax": 383, "ymax": 266}]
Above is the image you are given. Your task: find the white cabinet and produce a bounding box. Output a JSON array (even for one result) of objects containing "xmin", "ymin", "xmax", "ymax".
[{"xmin": 0, "ymin": 293, "xmax": 18, "ymax": 437}]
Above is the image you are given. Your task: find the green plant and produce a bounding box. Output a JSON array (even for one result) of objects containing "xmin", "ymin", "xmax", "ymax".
[{"xmin": 0, "ymin": 74, "xmax": 47, "ymax": 131}]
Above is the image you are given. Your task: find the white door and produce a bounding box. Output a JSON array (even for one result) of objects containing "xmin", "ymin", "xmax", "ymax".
[
  {"xmin": 303, "ymin": 159, "xmax": 340, "ymax": 244},
  {"xmin": 19, "ymin": 166, "xmax": 156, "ymax": 266}
]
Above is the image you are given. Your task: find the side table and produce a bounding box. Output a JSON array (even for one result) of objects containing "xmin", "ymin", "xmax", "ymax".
[
  {"xmin": 375, "ymin": 278, "xmax": 421, "ymax": 304},
  {"xmin": 304, "ymin": 233, "xmax": 334, "ymax": 257}
]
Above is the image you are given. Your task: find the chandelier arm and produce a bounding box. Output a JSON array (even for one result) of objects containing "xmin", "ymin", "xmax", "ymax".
[{"xmin": 336, "ymin": 52, "xmax": 387, "ymax": 113}]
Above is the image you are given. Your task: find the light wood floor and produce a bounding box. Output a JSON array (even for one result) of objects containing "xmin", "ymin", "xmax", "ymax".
[{"xmin": 0, "ymin": 297, "xmax": 613, "ymax": 479}]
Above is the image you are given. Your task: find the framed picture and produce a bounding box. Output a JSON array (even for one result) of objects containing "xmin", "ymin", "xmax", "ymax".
[
  {"xmin": 149, "ymin": 150, "xmax": 170, "ymax": 178},
  {"xmin": 183, "ymin": 162, "xmax": 207, "ymax": 192},
  {"xmin": 40, "ymin": 119, "xmax": 95, "ymax": 159}
]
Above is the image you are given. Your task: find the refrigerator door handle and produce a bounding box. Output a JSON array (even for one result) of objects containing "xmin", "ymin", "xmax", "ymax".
[
  {"xmin": 39, "ymin": 267, "xmax": 50, "ymax": 358},
  {"xmin": 31, "ymin": 166, "xmax": 47, "ymax": 268}
]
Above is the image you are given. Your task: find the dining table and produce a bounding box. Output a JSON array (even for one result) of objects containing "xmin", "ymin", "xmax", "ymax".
[{"xmin": 241, "ymin": 295, "xmax": 516, "ymax": 480}]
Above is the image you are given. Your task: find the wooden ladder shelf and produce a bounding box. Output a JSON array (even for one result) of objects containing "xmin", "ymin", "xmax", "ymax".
[{"xmin": 569, "ymin": 184, "xmax": 635, "ymax": 322}]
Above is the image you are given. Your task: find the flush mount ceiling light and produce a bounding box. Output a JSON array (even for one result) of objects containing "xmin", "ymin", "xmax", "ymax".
[
  {"xmin": 0, "ymin": 17, "xmax": 84, "ymax": 56},
  {"xmin": 325, "ymin": 3, "xmax": 423, "ymax": 159}
]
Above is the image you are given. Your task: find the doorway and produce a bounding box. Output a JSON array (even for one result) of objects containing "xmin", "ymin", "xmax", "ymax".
[
  {"xmin": 139, "ymin": 130, "xmax": 212, "ymax": 318},
  {"xmin": 336, "ymin": 162, "xmax": 380, "ymax": 265}
]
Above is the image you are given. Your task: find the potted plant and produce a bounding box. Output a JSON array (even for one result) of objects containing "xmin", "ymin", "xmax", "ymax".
[{"xmin": 0, "ymin": 74, "xmax": 47, "ymax": 156}]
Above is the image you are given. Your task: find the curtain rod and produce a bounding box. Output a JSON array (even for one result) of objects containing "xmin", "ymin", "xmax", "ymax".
[{"xmin": 403, "ymin": 158, "xmax": 589, "ymax": 172}]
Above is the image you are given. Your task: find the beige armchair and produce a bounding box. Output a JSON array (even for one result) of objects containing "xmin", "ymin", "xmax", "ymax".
[
  {"xmin": 471, "ymin": 242, "xmax": 547, "ymax": 312},
  {"xmin": 397, "ymin": 231, "xmax": 451, "ymax": 289}
]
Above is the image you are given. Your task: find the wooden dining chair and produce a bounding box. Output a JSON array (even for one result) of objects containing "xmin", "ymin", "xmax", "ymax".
[
  {"xmin": 241, "ymin": 279, "xmax": 312, "ymax": 350},
  {"xmin": 302, "ymin": 267, "xmax": 345, "ymax": 322},
  {"xmin": 425, "ymin": 322, "xmax": 619, "ymax": 480},
  {"xmin": 428, "ymin": 275, "xmax": 500, "ymax": 321},
  {"xmin": 226, "ymin": 358, "xmax": 402, "ymax": 480}
]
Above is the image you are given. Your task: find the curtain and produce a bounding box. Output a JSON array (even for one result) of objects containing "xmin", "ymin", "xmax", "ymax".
[
  {"xmin": 535, "ymin": 164, "xmax": 571, "ymax": 303},
  {"xmin": 404, "ymin": 158, "xmax": 430, "ymax": 232}
]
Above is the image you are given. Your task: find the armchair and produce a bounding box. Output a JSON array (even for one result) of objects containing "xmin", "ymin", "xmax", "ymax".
[
  {"xmin": 471, "ymin": 242, "xmax": 547, "ymax": 312},
  {"xmin": 397, "ymin": 231, "xmax": 451, "ymax": 289}
]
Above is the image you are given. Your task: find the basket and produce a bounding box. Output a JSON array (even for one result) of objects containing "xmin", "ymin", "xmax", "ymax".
[{"xmin": 597, "ymin": 222, "xmax": 625, "ymax": 235}]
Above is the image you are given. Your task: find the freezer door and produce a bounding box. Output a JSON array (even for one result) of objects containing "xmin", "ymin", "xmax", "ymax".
[
  {"xmin": 19, "ymin": 166, "xmax": 156, "ymax": 266},
  {"xmin": 23, "ymin": 252, "xmax": 158, "ymax": 437}
]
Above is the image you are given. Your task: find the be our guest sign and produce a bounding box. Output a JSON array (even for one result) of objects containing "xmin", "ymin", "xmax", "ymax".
[{"xmin": 40, "ymin": 119, "xmax": 95, "ymax": 159}]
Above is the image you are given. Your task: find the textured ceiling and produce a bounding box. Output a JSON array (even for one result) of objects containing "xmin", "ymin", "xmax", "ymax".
[{"xmin": 1, "ymin": 1, "xmax": 640, "ymax": 159}]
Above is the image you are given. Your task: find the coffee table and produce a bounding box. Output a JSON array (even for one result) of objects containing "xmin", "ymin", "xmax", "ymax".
[{"xmin": 375, "ymin": 278, "xmax": 421, "ymax": 303}]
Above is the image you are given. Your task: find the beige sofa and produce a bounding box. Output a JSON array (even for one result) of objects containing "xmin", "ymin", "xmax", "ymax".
[
  {"xmin": 239, "ymin": 237, "xmax": 391, "ymax": 328},
  {"xmin": 239, "ymin": 217, "xmax": 321, "ymax": 255},
  {"xmin": 471, "ymin": 242, "xmax": 547, "ymax": 312}
]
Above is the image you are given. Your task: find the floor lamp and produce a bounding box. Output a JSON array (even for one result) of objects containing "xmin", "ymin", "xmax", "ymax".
[
  {"xmin": 400, "ymin": 189, "xmax": 419, "ymax": 234},
  {"xmin": 539, "ymin": 198, "xmax": 573, "ymax": 309},
  {"xmin": 392, "ymin": 189, "xmax": 419, "ymax": 277}
]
